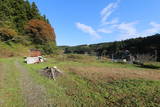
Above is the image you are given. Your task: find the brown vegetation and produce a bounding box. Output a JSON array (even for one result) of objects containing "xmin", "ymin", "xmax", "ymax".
[
  {"xmin": 25, "ymin": 19, "xmax": 56, "ymax": 44},
  {"xmin": 66, "ymin": 66, "xmax": 160, "ymax": 83}
]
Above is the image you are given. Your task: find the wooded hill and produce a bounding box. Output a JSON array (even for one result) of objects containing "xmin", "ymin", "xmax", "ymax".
[
  {"xmin": 62, "ymin": 34, "xmax": 160, "ymax": 61},
  {"xmin": 0, "ymin": 0, "xmax": 56, "ymax": 55}
]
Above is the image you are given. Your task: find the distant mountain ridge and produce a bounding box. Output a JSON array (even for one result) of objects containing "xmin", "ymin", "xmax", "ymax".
[{"xmin": 61, "ymin": 34, "xmax": 160, "ymax": 61}]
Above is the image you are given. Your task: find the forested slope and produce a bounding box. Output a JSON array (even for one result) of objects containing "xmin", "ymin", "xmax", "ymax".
[{"xmin": 0, "ymin": 0, "xmax": 57, "ymax": 56}]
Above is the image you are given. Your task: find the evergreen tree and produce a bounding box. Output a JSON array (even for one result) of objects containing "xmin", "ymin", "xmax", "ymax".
[
  {"xmin": 42, "ymin": 15, "xmax": 50, "ymax": 24},
  {"xmin": 11, "ymin": 0, "xmax": 27, "ymax": 32},
  {"xmin": 30, "ymin": 2, "xmax": 41, "ymax": 19},
  {"xmin": 0, "ymin": 0, "xmax": 12, "ymax": 21},
  {"xmin": 0, "ymin": 0, "xmax": 50, "ymax": 31},
  {"xmin": 24, "ymin": 0, "xmax": 32, "ymax": 20}
]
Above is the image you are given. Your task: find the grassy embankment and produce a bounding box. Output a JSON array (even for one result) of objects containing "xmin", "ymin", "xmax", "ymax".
[
  {"xmin": 0, "ymin": 55, "xmax": 160, "ymax": 107},
  {"xmin": 0, "ymin": 41, "xmax": 30, "ymax": 57}
]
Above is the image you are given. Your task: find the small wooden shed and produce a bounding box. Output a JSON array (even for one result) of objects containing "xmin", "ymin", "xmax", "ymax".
[{"xmin": 30, "ymin": 49, "xmax": 42, "ymax": 57}]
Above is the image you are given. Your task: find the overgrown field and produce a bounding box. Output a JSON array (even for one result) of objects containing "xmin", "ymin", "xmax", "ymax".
[{"xmin": 0, "ymin": 55, "xmax": 160, "ymax": 107}]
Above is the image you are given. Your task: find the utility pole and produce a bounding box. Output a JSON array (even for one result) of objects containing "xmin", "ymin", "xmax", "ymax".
[
  {"xmin": 112, "ymin": 54, "xmax": 114, "ymax": 61},
  {"xmin": 155, "ymin": 50, "xmax": 157, "ymax": 62}
]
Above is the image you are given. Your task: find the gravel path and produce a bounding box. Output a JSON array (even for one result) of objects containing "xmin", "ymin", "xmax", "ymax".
[{"xmin": 15, "ymin": 61, "xmax": 48, "ymax": 107}]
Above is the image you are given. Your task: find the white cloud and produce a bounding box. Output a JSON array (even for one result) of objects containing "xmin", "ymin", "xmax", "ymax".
[
  {"xmin": 114, "ymin": 21, "xmax": 160, "ymax": 40},
  {"xmin": 113, "ymin": 22, "xmax": 139, "ymax": 40},
  {"xmin": 143, "ymin": 22, "xmax": 160, "ymax": 35},
  {"xmin": 76, "ymin": 22, "xmax": 101, "ymax": 39},
  {"xmin": 104, "ymin": 18, "xmax": 119, "ymax": 25},
  {"xmin": 75, "ymin": 0, "xmax": 121, "ymax": 40},
  {"xmin": 97, "ymin": 28, "xmax": 113, "ymax": 34},
  {"xmin": 100, "ymin": 0, "xmax": 120, "ymax": 25},
  {"xmin": 115, "ymin": 22, "xmax": 138, "ymax": 35}
]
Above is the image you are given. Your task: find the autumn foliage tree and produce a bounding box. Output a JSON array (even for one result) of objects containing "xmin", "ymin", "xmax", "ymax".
[
  {"xmin": 25, "ymin": 19, "xmax": 57, "ymax": 54},
  {"xmin": 25, "ymin": 19, "xmax": 56, "ymax": 44}
]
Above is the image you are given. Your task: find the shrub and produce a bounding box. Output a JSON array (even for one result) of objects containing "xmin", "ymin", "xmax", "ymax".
[
  {"xmin": 0, "ymin": 27, "xmax": 18, "ymax": 42},
  {"xmin": 42, "ymin": 42, "xmax": 57, "ymax": 54}
]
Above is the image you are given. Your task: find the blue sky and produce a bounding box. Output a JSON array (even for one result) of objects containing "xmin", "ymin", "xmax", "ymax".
[{"xmin": 29, "ymin": 0, "xmax": 160, "ymax": 46}]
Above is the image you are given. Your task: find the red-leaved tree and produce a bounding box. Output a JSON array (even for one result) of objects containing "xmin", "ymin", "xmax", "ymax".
[{"xmin": 25, "ymin": 19, "xmax": 56, "ymax": 44}]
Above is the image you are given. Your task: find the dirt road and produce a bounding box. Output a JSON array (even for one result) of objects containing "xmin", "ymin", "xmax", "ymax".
[
  {"xmin": 15, "ymin": 61, "xmax": 48, "ymax": 107},
  {"xmin": 0, "ymin": 59, "xmax": 52, "ymax": 107}
]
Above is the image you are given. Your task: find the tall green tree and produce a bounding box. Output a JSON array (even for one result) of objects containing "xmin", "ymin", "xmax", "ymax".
[
  {"xmin": 24, "ymin": 0, "xmax": 32, "ymax": 20},
  {"xmin": 30, "ymin": 2, "xmax": 41, "ymax": 19}
]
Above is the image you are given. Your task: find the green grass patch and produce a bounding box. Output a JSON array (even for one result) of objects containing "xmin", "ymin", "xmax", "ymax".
[{"xmin": 0, "ymin": 58, "xmax": 24, "ymax": 107}]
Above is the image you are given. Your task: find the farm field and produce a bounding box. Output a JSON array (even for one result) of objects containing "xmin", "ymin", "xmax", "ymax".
[
  {"xmin": 0, "ymin": 55, "xmax": 160, "ymax": 107},
  {"xmin": 1, "ymin": 0, "xmax": 160, "ymax": 107}
]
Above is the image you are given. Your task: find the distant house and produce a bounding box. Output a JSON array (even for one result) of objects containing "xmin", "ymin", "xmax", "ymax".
[{"xmin": 111, "ymin": 50, "xmax": 135, "ymax": 63}]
